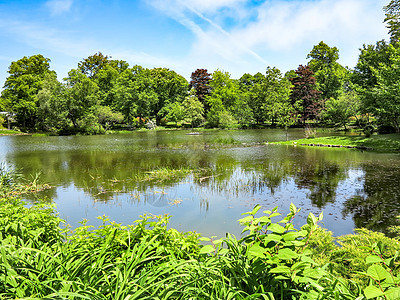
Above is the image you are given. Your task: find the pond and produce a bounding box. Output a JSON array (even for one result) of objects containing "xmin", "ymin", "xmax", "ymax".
[{"xmin": 1, "ymin": 128, "xmax": 400, "ymax": 238}]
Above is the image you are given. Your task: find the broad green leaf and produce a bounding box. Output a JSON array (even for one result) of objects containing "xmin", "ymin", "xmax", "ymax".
[
  {"xmin": 257, "ymin": 216, "xmax": 271, "ymax": 224},
  {"xmin": 307, "ymin": 213, "xmax": 317, "ymax": 226},
  {"xmin": 269, "ymin": 212, "xmax": 281, "ymax": 218},
  {"xmin": 290, "ymin": 203, "xmax": 297, "ymax": 214},
  {"xmin": 251, "ymin": 205, "xmax": 262, "ymax": 215},
  {"xmin": 367, "ymin": 264, "xmax": 391, "ymax": 281},
  {"xmin": 365, "ymin": 255, "xmax": 382, "ymax": 264},
  {"xmin": 268, "ymin": 223, "xmax": 285, "ymax": 234},
  {"xmin": 199, "ymin": 237, "xmax": 211, "ymax": 242},
  {"xmin": 199, "ymin": 245, "xmax": 215, "ymax": 254},
  {"xmin": 282, "ymin": 232, "xmax": 302, "ymax": 241},
  {"xmin": 277, "ymin": 248, "xmax": 298, "ymax": 260},
  {"xmin": 364, "ymin": 285, "xmax": 384, "ymax": 299},
  {"xmin": 263, "ymin": 233, "xmax": 283, "ymax": 242},
  {"xmin": 386, "ymin": 287, "xmax": 400, "ymax": 300},
  {"xmin": 270, "ymin": 265, "xmax": 291, "ymax": 274},
  {"xmin": 238, "ymin": 216, "xmax": 253, "ymax": 224},
  {"xmin": 212, "ymin": 238, "xmax": 224, "ymax": 245},
  {"xmin": 248, "ymin": 244, "xmax": 266, "ymax": 259}
]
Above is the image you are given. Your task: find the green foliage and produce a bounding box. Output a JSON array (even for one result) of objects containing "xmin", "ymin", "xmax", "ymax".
[
  {"xmin": 321, "ymin": 91, "xmax": 361, "ymax": 129},
  {"xmin": 2, "ymin": 183, "xmax": 400, "ymax": 299},
  {"xmin": 182, "ymin": 91, "xmax": 205, "ymax": 128},
  {"xmin": 95, "ymin": 105, "xmax": 124, "ymax": 131},
  {"xmin": 384, "ymin": 0, "xmax": 400, "ymax": 44},
  {"xmin": 249, "ymin": 67, "xmax": 293, "ymax": 126},
  {"xmin": 307, "ymin": 41, "xmax": 348, "ymax": 100},
  {"xmin": 0, "ymin": 115, "xmax": 5, "ymax": 129},
  {"xmin": 1, "ymin": 54, "xmax": 55, "ymax": 130}
]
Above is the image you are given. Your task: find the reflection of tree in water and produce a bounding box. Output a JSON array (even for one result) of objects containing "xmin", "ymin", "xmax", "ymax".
[
  {"xmin": 13, "ymin": 138, "xmax": 400, "ymax": 234},
  {"xmin": 342, "ymin": 162, "xmax": 400, "ymax": 234},
  {"xmin": 294, "ymin": 160, "xmax": 345, "ymax": 208}
]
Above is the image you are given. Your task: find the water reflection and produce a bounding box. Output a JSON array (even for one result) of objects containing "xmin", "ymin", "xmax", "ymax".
[{"xmin": 1, "ymin": 130, "xmax": 400, "ymax": 237}]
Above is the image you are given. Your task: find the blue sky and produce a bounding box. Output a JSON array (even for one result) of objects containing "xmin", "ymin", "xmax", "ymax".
[{"xmin": 0, "ymin": 0, "xmax": 389, "ymax": 87}]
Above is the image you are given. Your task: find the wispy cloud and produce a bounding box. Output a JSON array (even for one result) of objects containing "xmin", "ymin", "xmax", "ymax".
[
  {"xmin": 45, "ymin": 0, "xmax": 73, "ymax": 16},
  {"xmin": 147, "ymin": 0, "xmax": 388, "ymax": 74},
  {"xmin": 0, "ymin": 19, "xmax": 93, "ymax": 58}
]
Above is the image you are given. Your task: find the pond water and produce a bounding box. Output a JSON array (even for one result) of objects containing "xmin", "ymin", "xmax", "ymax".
[{"xmin": 1, "ymin": 129, "xmax": 400, "ymax": 238}]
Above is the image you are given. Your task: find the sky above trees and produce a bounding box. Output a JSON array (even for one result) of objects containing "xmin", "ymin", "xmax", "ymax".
[{"xmin": 0, "ymin": 0, "xmax": 389, "ymax": 87}]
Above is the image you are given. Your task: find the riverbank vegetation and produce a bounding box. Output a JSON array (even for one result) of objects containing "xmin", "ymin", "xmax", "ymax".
[
  {"xmin": 1, "ymin": 166, "xmax": 400, "ymax": 299},
  {"xmin": 1, "ymin": 1, "xmax": 400, "ymax": 136},
  {"xmin": 273, "ymin": 134, "xmax": 400, "ymax": 152}
]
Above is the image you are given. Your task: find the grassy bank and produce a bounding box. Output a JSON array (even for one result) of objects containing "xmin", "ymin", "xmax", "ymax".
[
  {"xmin": 1, "ymin": 167, "xmax": 400, "ymax": 299},
  {"xmin": 0, "ymin": 129, "xmax": 29, "ymax": 135},
  {"xmin": 273, "ymin": 134, "xmax": 400, "ymax": 152}
]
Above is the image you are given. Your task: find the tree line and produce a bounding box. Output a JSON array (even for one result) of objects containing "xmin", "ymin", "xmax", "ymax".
[{"xmin": 1, "ymin": 0, "xmax": 400, "ymax": 134}]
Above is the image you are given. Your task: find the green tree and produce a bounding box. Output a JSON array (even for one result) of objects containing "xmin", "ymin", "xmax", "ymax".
[
  {"xmin": 307, "ymin": 41, "xmax": 347, "ymax": 99},
  {"xmin": 147, "ymin": 68, "xmax": 188, "ymax": 123},
  {"xmin": 158, "ymin": 102, "xmax": 185, "ymax": 125},
  {"xmin": 95, "ymin": 105, "xmax": 124, "ymax": 131},
  {"xmin": 248, "ymin": 67, "xmax": 292, "ymax": 126},
  {"xmin": 205, "ymin": 70, "xmax": 241, "ymax": 128},
  {"xmin": 321, "ymin": 91, "xmax": 361, "ymax": 130},
  {"xmin": 1, "ymin": 54, "xmax": 55, "ymax": 130},
  {"xmin": 183, "ymin": 91, "xmax": 204, "ymax": 128},
  {"xmin": 352, "ymin": 40, "xmax": 391, "ymax": 90},
  {"xmin": 368, "ymin": 44, "xmax": 400, "ymax": 132},
  {"xmin": 64, "ymin": 69, "xmax": 99, "ymax": 129},
  {"xmin": 37, "ymin": 73, "xmax": 69, "ymax": 132},
  {"xmin": 384, "ymin": 0, "xmax": 400, "ymax": 44},
  {"xmin": 112, "ymin": 66, "xmax": 158, "ymax": 125},
  {"xmin": 78, "ymin": 52, "xmax": 128, "ymax": 79}
]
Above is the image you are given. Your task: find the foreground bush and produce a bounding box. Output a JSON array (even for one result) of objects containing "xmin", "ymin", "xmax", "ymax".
[{"xmin": 0, "ymin": 191, "xmax": 399, "ymax": 298}]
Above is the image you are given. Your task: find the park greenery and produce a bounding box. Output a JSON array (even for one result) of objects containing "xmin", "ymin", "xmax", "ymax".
[
  {"xmin": 1, "ymin": 1, "xmax": 400, "ymax": 135},
  {"xmin": 1, "ymin": 165, "xmax": 400, "ymax": 299},
  {"xmin": 2, "ymin": 0, "xmax": 400, "ymax": 298}
]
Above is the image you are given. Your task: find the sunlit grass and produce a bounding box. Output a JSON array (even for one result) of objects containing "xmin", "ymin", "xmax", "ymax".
[
  {"xmin": 0, "ymin": 129, "xmax": 27, "ymax": 135},
  {"xmin": 273, "ymin": 134, "xmax": 400, "ymax": 152}
]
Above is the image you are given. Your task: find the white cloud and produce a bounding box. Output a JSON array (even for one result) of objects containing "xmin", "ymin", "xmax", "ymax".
[
  {"xmin": 147, "ymin": 0, "xmax": 389, "ymax": 75},
  {"xmin": 45, "ymin": 0, "xmax": 73, "ymax": 16}
]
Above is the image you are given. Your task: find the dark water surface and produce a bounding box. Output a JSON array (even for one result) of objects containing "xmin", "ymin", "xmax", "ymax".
[{"xmin": 1, "ymin": 129, "xmax": 399, "ymax": 237}]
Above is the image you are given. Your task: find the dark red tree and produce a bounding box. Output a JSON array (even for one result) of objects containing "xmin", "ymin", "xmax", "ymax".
[
  {"xmin": 289, "ymin": 65, "xmax": 322, "ymax": 125},
  {"xmin": 189, "ymin": 68, "xmax": 211, "ymax": 112}
]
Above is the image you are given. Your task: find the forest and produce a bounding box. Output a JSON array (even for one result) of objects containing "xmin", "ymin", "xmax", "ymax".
[{"xmin": 1, "ymin": 3, "xmax": 400, "ymax": 135}]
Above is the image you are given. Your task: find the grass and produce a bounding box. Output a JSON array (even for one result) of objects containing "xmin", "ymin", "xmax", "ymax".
[
  {"xmin": 273, "ymin": 134, "xmax": 400, "ymax": 152},
  {"xmin": 0, "ymin": 129, "xmax": 28, "ymax": 135}
]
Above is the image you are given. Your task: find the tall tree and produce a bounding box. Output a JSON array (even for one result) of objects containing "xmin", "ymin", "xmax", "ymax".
[
  {"xmin": 352, "ymin": 41, "xmax": 391, "ymax": 89},
  {"xmin": 368, "ymin": 44, "xmax": 400, "ymax": 132},
  {"xmin": 384, "ymin": 0, "xmax": 400, "ymax": 44},
  {"xmin": 147, "ymin": 68, "xmax": 188, "ymax": 123},
  {"xmin": 189, "ymin": 69, "xmax": 211, "ymax": 113},
  {"xmin": 307, "ymin": 41, "xmax": 347, "ymax": 99},
  {"xmin": 205, "ymin": 70, "xmax": 242, "ymax": 128},
  {"xmin": 37, "ymin": 73, "xmax": 69, "ymax": 132},
  {"xmin": 112, "ymin": 66, "xmax": 158, "ymax": 125},
  {"xmin": 64, "ymin": 69, "xmax": 99, "ymax": 129},
  {"xmin": 1, "ymin": 54, "xmax": 55, "ymax": 129},
  {"xmin": 183, "ymin": 91, "xmax": 204, "ymax": 128},
  {"xmin": 78, "ymin": 52, "xmax": 128, "ymax": 79},
  {"xmin": 249, "ymin": 67, "xmax": 292, "ymax": 126},
  {"xmin": 289, "ymin": 65, "xmax": 322, "ymax": 125}
]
